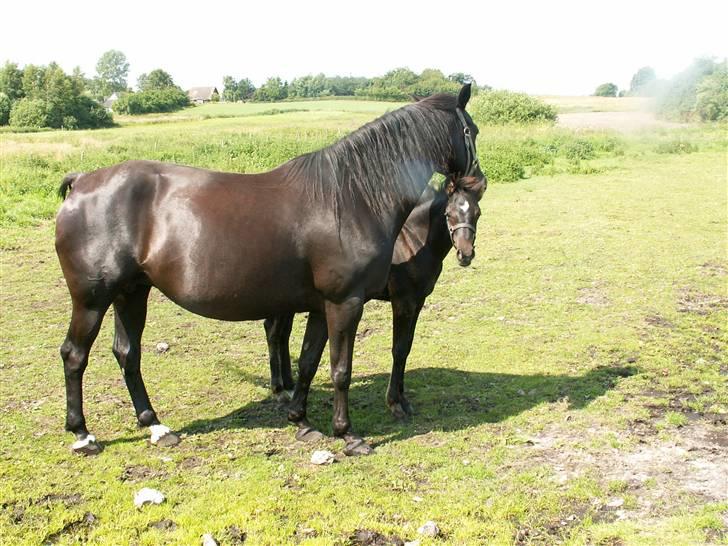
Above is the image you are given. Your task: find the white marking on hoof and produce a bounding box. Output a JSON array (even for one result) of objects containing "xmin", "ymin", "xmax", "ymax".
[
  {"xmin": 459, "ymin": 201, "xmax": 470, "ymax": 213},
  {"xmin": 285, "ymin": 389, "xmax": 295, "ymax": 400},
  {"xmin": 72, "ymin": 434, "xmax": 96, "ymax": 450},
  {"xmin": 149, "ymin": 424, "xmax": 171, "ymax": 444}
]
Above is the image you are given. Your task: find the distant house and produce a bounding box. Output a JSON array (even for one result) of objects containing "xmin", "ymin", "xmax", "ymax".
[
  {"xmin": 102, "ymin": 92, "xmax": 119, "ymax": 112},
  {"xmin": 187, "ymin": 87, "xmax": 219, "ymax": 104}
]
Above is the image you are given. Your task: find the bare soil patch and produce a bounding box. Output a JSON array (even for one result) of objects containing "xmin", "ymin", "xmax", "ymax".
[{"xmin": 558, "ymin": 111, "xmax": 686, "ymax": 132}]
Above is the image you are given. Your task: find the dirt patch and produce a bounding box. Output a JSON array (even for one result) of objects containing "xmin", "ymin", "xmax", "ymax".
[
  {"xmin": 42, "ymin": 512, "xmax": 97, "ymax": 544},
  {"xmin": 225, "ymin": 524, "xmax": 247, "ymax": 543},
  {"xmin": 576, "ymin": 285, "xmax": 609, "ymax": 307},
  {"xmin": 148, "ymin": 518, "xmax": 177, "ymax": 532},
  {"xmin": 525, "ymin": 420, "xmax": 728, "ymax": 519},
  {"xmin": 644, "ymin": 314, "xmax": 675, "ymax": 329},
  {"xmin": 700, "ymin": 262, "xmax": 727, "ymax": 277},
  {"xmin": 677, "ymin": 288, "xmax": 727, "ymax": 315},
  {"xmin": 557, "ymin": 111, "xmax": 686, "ymax": 133},
  {"xmin": 119, "ymin": 465, "xmax": 167, "ymax": 483},
  {"xmin": 348, "ymin": 529, "xmax": 404, "ymax": 546},
  {"xmin": 37, "ymin": 493, "xmax": 84, "ymax": 507}
]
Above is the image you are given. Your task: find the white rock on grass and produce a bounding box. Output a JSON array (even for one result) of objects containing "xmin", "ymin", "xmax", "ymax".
[
  {"xmin": 606, "ymin": 497, "xmax": 624, "ymax": 508},
  {"xmin": 310, "ymin": 450, "xmax": 336, "ymax": 465},
  {"xmin": 156, "ymin": 342, "xmax": 170, "ymax": 353},
  {"xmin": 134, "ymin": 487, "xmax": 165, "ymax": 508},
  {"xmin": 405, "ymin": 540, "xmax": 421, "ymax": 546},
  {"xmin": 417, "ymin": 521, "xmax": 440, "ymax": 537},
  {"xmin": 201, "ymin": 533, "xmax": 218, "ymax": 546}
]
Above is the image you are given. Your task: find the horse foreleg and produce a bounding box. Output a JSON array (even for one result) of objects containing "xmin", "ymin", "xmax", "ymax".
[
  {"xmin": 60, "ymin": 303, "xmax": 108, "ymax": 455},
  {"xmin": 386, "ymin": 298, "xmax": 423, "ymax": 420},
  {"xmin": 325, "ymin": 296, "xmax": 372, "ymax": 456},
  {"xmin": 263, "ymin": 313, "xmax": 295, "ymax": 401},
  {"xmin": 288, "ymin": 312, "xmax": 327, "ymax": 442},
  {"xmin": 112, "ymin": 286, "xmax": 179, "ymax": 447}
]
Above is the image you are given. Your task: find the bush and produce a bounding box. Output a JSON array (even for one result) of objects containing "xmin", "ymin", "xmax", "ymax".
[
  {"xmin": 656, "ymin": 58, "xmax": 719, "ymax": 121},
  {"xmin": 9, "ymin": 98, "xmax": 49, "ymax": 128},
  {"xmin": 563, "ymin": 139, "xmax": 596, "ymax": 161},
  {"xmin": 469, "ymin": 91, "xmax": 557, "ymax": 125},
  {"xmin": 695, "ymin": 67, "xmax": 728, "ymax": 121},
  {"xmin": 0, "ymin": 92, "xmax": 10, "ymax": 125},
  {"xmin": 654, "ymin": 140, "xmax": 698, "ymax": 154},
  {"xmin": 594, "ymin": 83, "xmax": 618, "ymax": 97},
  {"xmin": 113, "ymin": 88, "xmax": 189, "ymax": 115}
]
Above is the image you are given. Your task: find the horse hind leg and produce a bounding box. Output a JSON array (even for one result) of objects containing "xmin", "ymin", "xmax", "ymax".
[
  {"xmin": 112, "ymin": 285, "xmax": 179, "ymax": 448},
  {"xmin": 264, "ymin": 313, "xmax": 296, "ymax": 401},
  {"xmin": 61, "ymin": 302, "xmax": 109, "ymax": 455}
]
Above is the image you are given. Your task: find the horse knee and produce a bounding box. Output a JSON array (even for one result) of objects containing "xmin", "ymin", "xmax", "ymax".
[
  {"xmin": 61, "ymin": 341, "xmax": 86, "ymax": 376},
  {"xmin": 331, "ymin": 368, "xmax": 351, "ymax": 390}
]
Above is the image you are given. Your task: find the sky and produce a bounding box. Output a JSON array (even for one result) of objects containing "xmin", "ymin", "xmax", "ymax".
[{"xmin": 1, "ymin": 0, "xmax": 726, "ymax": 96}]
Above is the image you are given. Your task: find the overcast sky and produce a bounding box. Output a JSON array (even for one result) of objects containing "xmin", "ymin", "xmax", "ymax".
[{"xmin": 2, "ymin": 0, "xmax": 725, "ymax": 95}]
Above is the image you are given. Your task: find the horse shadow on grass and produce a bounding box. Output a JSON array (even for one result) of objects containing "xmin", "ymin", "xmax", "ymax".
[{"xmin": 178, "ymin": 365, "xmax": 637, "ymax": 445}]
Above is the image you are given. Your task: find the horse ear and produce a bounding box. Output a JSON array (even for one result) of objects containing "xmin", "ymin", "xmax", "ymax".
[
  {"xmin": 409, "ymin": 94, "xmax": 426, "ymax": 102},
  {"xmin": 457, "ymin": 83, "xmax": 472, "ymax": 109}
]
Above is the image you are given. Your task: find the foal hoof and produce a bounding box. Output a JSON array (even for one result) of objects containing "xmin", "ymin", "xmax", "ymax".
[
  {"xmin": 276, "ymin": 389, "xmax": 295, "ymax": 403},
  {"xmin": 152, "ymin": 431, "xmax": 181, "ymax": 448},
  {"xmin": 343, "ymin": 436, "xmax": 374, "ymax": 457},
  {"xmin": 71, "ymin": 435, "xmax": 102, "ymax": 456},
  {"xmin": 295, "ymin": 424, "xmax": 325, "ymax": 443}
]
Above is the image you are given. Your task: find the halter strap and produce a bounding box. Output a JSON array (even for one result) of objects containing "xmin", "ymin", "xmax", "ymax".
[{"xmin": 455, "ymin": 108, "xmax": 480, "ymax": 178}]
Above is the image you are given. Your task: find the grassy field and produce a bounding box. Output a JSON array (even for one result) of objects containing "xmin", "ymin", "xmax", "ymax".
[{"xmin": 0, "ymin": 100, "xmax": 726, "ymax": 545}]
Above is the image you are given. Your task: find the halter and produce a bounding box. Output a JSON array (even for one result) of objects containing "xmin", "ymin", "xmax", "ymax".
[
  {"xmin": 446, "ymin": 108, "xmax": 480, "ymax": 247},
  {"xmin": 455, "ymin": 108, "xmax": 480, "ymax": 178}
]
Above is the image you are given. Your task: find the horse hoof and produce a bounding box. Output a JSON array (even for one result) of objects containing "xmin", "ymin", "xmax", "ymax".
[
  {"xmin": 295, "ymin": 426, "xmax": 324, "ymax": 443},
  {"xmin": 153, "ymin": 431, "xmax": 181, "ymax": 447},
  {"xmin": 71, "ymin": 436, "xmax": 102, "ymax": 456},
  {"xmin": 343, "ymin": 437, "xmax": 374, "ymax": 456},
  {"xmin": 276, "ymin": 390, "xmax": 294, "ymax": 403},
  {"xmin": 389, "ymin": 403, "xmax": 409, "ymax": 421}
]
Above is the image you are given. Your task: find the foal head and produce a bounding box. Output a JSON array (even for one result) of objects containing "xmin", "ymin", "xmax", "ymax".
[{"xmin": 444, "ymin": 175, "xmax": 486, "ymax": 267}]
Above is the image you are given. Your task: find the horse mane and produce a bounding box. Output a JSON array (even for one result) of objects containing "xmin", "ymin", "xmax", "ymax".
[{"xmin": 286, "ymin": 93, "xmax": 458, "ymax": 219}]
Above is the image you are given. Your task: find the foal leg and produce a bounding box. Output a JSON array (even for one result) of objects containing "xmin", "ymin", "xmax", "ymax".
[
  {"xmin": 325, "ymin": 296, "xmax": 373, "ymax": 456},
  {"xmin": 61, "ymin": 302, "xmax": 108, "ymax": 455},
  {"xmin": 112, "ymin": 286, "xmax": 179, "ymax": 447},
  {"xmin": 288, "ymin": 312, "xmax": 328, "ymax": 442},
  {"xmin": 386, "ymin": 298, "xmax": 423, "ymax": 420},
  {"xmin": 263, "ymin": 313, "xmax": 295, "ymax": 401}
]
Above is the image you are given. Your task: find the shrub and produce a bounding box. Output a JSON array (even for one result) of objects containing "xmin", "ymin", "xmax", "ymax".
[
  {"xmin": 563, "ymin": 139, "xmax": 596, "ymax": 161},
  {"xmin": 113, "ymin": 88, "xmax": 189, "ymax": 115},
  {"xmin": 695, "ymin": 67, "xmax": 728, "ymax": 121},
  {"xmin": 0, "ymin": 92, "xmax": 11, "ymax": 125},
  {"xmin": 656, "ymin": 58, "xmax": 719, "ymax": 121},
  {"xmin": 654, "ymin": 140, "xmax": 698, "ymax": 154},
  {"xmin": 594, "ymin": 83, "xmax": 618, "ymax": 97},
  {"xmin": 9, "ymin": 98, "xmax": 49, "ymax": 128},
  {"xmin": 469, "ymin": 91, "xmax": 557, "ymax": 125}
]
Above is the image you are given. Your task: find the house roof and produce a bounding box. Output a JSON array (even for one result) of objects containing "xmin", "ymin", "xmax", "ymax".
[{"xmin": 187, "ymin": 87, "xmax": 219, "ymax": 100}]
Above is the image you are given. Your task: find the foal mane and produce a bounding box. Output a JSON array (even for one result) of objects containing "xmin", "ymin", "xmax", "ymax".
[{"xmin": 286, "ymin": 94, "xmax": 458, "ymax": 219}]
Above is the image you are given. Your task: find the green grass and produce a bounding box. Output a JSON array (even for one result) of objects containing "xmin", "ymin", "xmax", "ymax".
[{"xmin": 0, "ymin": 102, "xmax": 726, "ymax": 545}]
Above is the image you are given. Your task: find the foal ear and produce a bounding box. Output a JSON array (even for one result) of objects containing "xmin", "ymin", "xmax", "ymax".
[
  {"xmin": 445, "ymin": 177, "xmax": 457, "ymax": 196},
  {"xmin": 457, "ymin": 83, "xmax": 472, "ymax": 109}
]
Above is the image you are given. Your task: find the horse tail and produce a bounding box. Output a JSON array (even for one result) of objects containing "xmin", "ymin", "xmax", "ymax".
[{"xmin": 58, "ymin": 172, "xmax": 83, "ymax": 200}]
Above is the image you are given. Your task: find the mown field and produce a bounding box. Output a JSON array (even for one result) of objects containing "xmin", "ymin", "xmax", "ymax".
[{"xmin": 0, "ymin": 100, "xmax": 726, "ymax": 545}]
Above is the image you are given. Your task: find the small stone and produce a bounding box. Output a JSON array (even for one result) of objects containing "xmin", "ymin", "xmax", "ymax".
[
  {"xmin": 405, "ymin": 540, "xmax": 421, "ymax": 546},
  {"xmin": 462, "ymin": 459, "xmax": 470, "ymax": 466},
  {"xmin": 202, "ymin": 533, "xmax": 218, "ymax": 546},
  {"xmin": 417, "ymin": 520, "xmax": 440, "ymax": 537},
  {"xmin": 134, "ymin": 488, "xmax": 165, "ymax": 508},
  {"xmin": 606, "ymin": 497, "xmax": 624, "ymax": 508},
  {"xmin": 517, "ymin": 389, "xmax": 526, "ymax": 396},
  {"xmin": 412, "ymin": 495, "xmax": 424, "ymax": 503},
  {"xmin": 156, "ymin": 342, "xmax": 170, "ymax": 353},
  {"xmin": 310, "ymin": 450, "xmax": 336, "ymax": 465}
]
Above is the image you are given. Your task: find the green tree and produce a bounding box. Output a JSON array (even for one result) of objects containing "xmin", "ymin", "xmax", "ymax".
[
  {"xmin": 695, "ymin": 64, "xmax": 728, "ymax": 121},
  {"xmin": 629, "ymin": 66, "xmax": 657, "ymax": 96},
  {"xmin": 253, "ymin": 77, "xmax": 287, "ymax": 101},
  {"xmin": 222, "ymin": 76, "xmax": 255, "ymax": 101},
  {"xmin": 0, "ymin": 62, "xmax": 24, "ymax": 101},
  {"xmin": 657, "ymin": 58, "xmax": 719, "ymax": 121},
  {"xmin": 594, "ymin": 82, "xmax": 618, "ymax": 97},
  {"xmin": 138, "ymin": 69, "xmax": 176, "ymax": 91},
  {"xmin": 9, "ymin": 98, "xmax": 49, "ymax": 128},
  {"xmin": 0, "ymin": 92, "xmax": 11, "ymax": 125},
  {"xmin": 94, "ymin": 50, "xmax": 129, "ymax": 99}
]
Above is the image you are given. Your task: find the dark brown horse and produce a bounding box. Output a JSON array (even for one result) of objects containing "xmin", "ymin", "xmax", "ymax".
[
  {"xmin": 55, "ymin": 85, "xmax": 484, "ymax": 456},
  {"xmin": 264, "ymin": 175, "xmax": 485, "ymax": 436}
]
